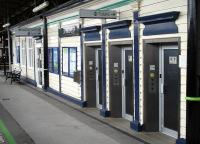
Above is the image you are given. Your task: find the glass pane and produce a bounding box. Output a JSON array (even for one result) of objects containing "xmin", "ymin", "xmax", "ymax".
[
  {"xmin": 69, "ymin": 48, "xmax": 76, "ymax": 77},
  {"xmin": 62, "ymin": 48, "xmax": 68, "ymax": 74},
  {"xmin": 16, "ymin": 46, "xmax": 20, "ymax": 63},
  {"xmin": 29, "ymin": 49, "xmax": 33, "ymax": 67},
  {"xmin": 53, "ymin": 48, "xmax": 59, "ymax": 73},
  {"xmin": 48, "ymin": 49, "xmax": 53, "ymax": 72},
  {"xmin": 22, "ymin": 49, "xmax": 26, "ymax": 66}
]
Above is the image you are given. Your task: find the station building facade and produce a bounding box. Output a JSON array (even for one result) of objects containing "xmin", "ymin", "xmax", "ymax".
[{"xmin": 11, "ymin": 0, "xmax": 187, "ymax": 143}]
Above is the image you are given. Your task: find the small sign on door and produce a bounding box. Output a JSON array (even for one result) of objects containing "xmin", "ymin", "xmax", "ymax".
[
  {"xmin": 128, "ymin": 56, "xmax": 132, "ymax": 62},
  {"xmin": 89, "ymin": 61, "xmax": 93, "ymax": 65},
  {"xmin": 114, "ymin": 63, "xmax": 118, "ymax": 68},
  {"xmin": 169, "ymin": 56, "xmax": 177, "ymax": 64},
  {"xmin": 149, "ymin": 65, "xmax": 155, "ymax": 71}
]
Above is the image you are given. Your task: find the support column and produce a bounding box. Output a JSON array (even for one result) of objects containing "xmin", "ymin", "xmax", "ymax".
[
  {"xmin": 130, "ymin": 11, "xmax": 142, "ymax": 132},
  {"xmin": 185, "ymin": 0, "xmax": 200, "ymax": 144},
  {"xmin": 7, "ymin": 28, "xmax": 11, "ymax": 72},
  {"xmin": 80, "ymin": 18, "xmax": 84, "ymax": 102},
  {"xmin": 100, "ymin": 19, "xmax": 110, "ymax": 117},
  {"xmin": 58, "ymin": 22, "xmax": 62, "ymax": 93},
  {"xmin": 2, "ymin": 34, "xmax": 6, "ymax": 75},
  {"xmin": 43, "ymin": 16, "xmax": 49, "ymax": 90}
]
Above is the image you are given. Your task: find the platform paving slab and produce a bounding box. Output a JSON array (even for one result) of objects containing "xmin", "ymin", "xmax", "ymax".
[
  {"xmin": 1, "ymin": 76, "xmax": 176, "ymax": 144},
  {"xmin": 20, "ymin": 81, "xmax": 176, "ymax": 144},
  {"xmin": 0, "ymin": 77, "xmax": 144, "ymax": 144},
  {"xmin": 0, "ymin": 98, "xmax": 34, "ymax": 144}
]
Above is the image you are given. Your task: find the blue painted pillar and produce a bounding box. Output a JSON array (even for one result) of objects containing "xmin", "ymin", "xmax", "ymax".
[
  {"xmin": 80, "ymin": 22, "xmax": 84, "ymax": 101},
  {"xmin": 130, "ymin": 11, "xmax": 142, "ymax": 131},
  {"xmin": 100, "ymin": 26, "xmax": 110, "ymax": 117}
]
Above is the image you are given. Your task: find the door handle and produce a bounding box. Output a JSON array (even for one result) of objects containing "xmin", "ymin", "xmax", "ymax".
[
  {"xmin": 98, "ymin": 75, "xmax": 100, "ymax": 81},
  {"xmin": 161, "ymin": 83, "xmax": 164, "ymax": 94},
  {"xmin": 122, "ymin": 78, "xmax": 125, "ymax": 86}
]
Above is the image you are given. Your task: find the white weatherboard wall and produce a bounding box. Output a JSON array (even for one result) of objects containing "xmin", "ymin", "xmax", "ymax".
[
  {"xmin": 13, "ymin": 37, "xmax": 35, "ymax": 81},
  {"xmin": 11, "ymin": 20, "xmax": 43, "ymax": 83},
  {"xmin": 48, "ymin": 24, "xmax": 60, "ymax": 91},
  {"xmin": 60, "ymin": 19, "xmax": 81, "ymax": 100},
  {"xmin": 138, "ymin": 0, "xmax": 187, "ymax": 138},
  {"xmin": 46, "ymin": 0, "xmax": 137, "ymax": 103}
]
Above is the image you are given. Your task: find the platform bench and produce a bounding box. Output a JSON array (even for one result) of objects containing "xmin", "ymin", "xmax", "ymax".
[{"xmin": 6, "ymin": 70, "xmax": 21, "ymax": 84}]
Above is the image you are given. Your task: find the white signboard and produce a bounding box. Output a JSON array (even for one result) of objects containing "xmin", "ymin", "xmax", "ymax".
[
  {"xmin": 179, "ymin": 55, "xmax": 187, "ymax": 68},
  {"xmin": 79, "ymin": 9, "xmax": 117, "ymax": 19},
  {"xmin": 15, "ymin": 28, "xmax": 41, "ymax": 36}
]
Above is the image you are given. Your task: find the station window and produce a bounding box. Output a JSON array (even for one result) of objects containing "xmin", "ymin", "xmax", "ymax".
[
  {"xmin": 21, "ymin": 39, "xmax": 26, "ymax": 66},
  {"xmin": 16, "ymin": 45, "xmax": 20, "ymax": 64},
  {"xmin": 28, "ymin": 39, "xmax": 34, "ymax": 68},
  {"xmin": 62, "ymin": 47, "xmax": 77, "ymax": 77},
  {"xmin": 48, "ymin": 48, "xmax": 59, "ymax": 74}
]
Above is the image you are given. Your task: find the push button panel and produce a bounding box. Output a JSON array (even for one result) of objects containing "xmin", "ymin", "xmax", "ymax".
[
  {"xmin": 88, "ymin": 61, "xmax": 95, "ymax": 80},
  {"xmin": 149, "ymin": 65, "xmax": 156, "ymax": 93},
  {"xmin": 112, "ymin": 62, "xmax": 120, "ymax": 86}
]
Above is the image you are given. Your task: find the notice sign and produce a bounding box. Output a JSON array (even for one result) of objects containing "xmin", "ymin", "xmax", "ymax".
[
  {"xmin": 15, "ymin": 28, "xmax": 41, "ymax": 37},
  {"xmin": 169, "ymin": 56, "xmax": 177, "ymax": 64},
  {"xmin": 150, "ymin": 65, "xmax": 155, "ymax": 71},
  {"xmin": 59, "ymin": 26, "xmax": 80, "ymax": 38},
  {"xmin": 79, "ymin": 9, "xmax": 117, "ymax": 19},
  {"xmin": 128, "ymin": 56, "xmax": 132, "ymax": 62},
  {"xmin": 114, "ymin": 63, "xmax": 118, "ymax": 68}
]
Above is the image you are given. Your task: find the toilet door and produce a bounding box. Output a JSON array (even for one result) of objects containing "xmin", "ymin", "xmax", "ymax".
[
  {"xmin": 160, "ymin": 45, "xmax": 179, "ymax": 138},
  {"xmin": 96, "ymin": 49, "xmax": 102, "ymax": 109},
  {"xmin": 122, "ymin": 48, "xmax": 134, "ymax": 121}
]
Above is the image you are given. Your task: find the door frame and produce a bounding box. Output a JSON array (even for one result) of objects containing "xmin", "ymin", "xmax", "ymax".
[
  {"xmin": 121, "ymin": 47, "xmax": 133, "ymax": 121},
  {"xmin": 35, "ymin": 43, "xmax": 43, "ymax": 88},
  {"xmin": 95, "ymin": 48, "xmax": 102, "ymax": 109},
  {"xmin": 159, "ymin": 45, "xmax": 179, "ymax": 138}
]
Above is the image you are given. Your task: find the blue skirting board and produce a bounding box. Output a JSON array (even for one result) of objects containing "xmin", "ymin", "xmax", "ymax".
[
  {"xmin": 21, "ymin": 76, "xmax": 37, "ymax": 87},
  {"xmin": 176, "ymin": 138, "xmax": 186, "ymax": 144},
  {"xmin": 47, "ymin": 87, "xmax": 87, "ymax": 107}
]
